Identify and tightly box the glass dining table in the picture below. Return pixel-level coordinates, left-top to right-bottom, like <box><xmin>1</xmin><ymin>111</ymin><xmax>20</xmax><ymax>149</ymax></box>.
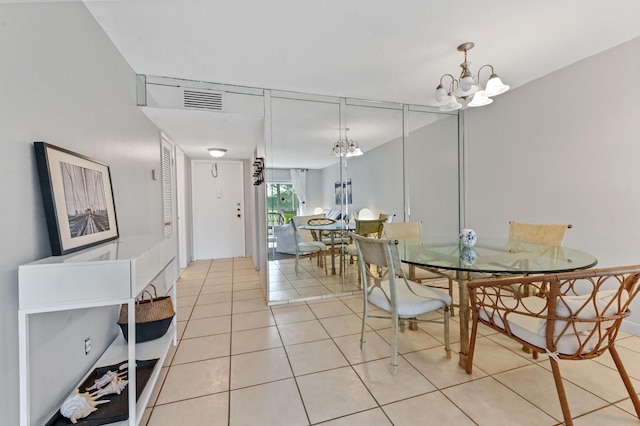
<box><xmin>399</xmin><ymin>238</ymin><xmax>598</xmax><ymax>368</ymax></box>
<box><xmin>299</xmin><ymin>221</ymin><xmax>355</xmax><ymax>275</ymax></box>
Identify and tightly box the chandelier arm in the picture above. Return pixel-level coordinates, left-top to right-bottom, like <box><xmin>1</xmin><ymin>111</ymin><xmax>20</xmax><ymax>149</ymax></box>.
<box><xmin>475</xmin><ymin>64</ymin><xmax>495</xmax><ymax>86</ymax></box>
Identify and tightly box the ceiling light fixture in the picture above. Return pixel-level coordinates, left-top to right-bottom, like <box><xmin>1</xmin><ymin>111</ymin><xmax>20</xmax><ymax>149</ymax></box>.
<box><xmin>208</xmin><ymin>148</ymin><xmax>227</xmax><ymax>158</ymax></box>
<box><xmin>431</xmin><ymin>42</ymin><xmax>510</xmax><ymax>111</ymax></box>
<box><xmin>330</xmin><ymin>128</ymin><xmax>363</xmax><ymax>158</ymax></box>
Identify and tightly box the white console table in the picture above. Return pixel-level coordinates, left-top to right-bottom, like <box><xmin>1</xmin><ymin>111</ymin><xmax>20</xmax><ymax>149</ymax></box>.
<box><xmin>18</xmin><ymin>235</ymin><xmax>178</xmax><ymax>426</ymax></box>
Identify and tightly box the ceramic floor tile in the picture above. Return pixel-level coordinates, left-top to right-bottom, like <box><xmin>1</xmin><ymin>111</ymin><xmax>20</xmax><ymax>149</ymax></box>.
<box><xmin>151</xmin><ymin>258</ymin><xmax>640</xmax><ymax>425</ymax></box>
<box><xmin>175</xmin><ymin>287</ymin><xmax>201</xmax><ymax>297</ymax></box>
<box><xmin>231</xmin><ymin>325</ymin><xmax>282</xmax><ymax>355</ymax></box>
<box><xmin>197</xmin><ymin>292</ymin><xmax>233</xmax><ymax>305</ymax></box>
<box><xmin>299</xmin><ymin>285</ymin><xmax>335</xmax><ymax>297</ymax></box>
<box><xmin>162</xmin><ymin>344</ymin><xmax>177</xmax><ymax>367</ymax></box>
<box><xmin>467</xmin><ymin>335</ymin><xmax>533</xmax><ymax>375</ymax></box>
<box><xmin>539</xmin><ymin>357</ymin><xmax>640</xmax><ymax>403</ymax></box>
<box><xmin>382</xmin><ymin>392</ymin><xmax>476</xmax><ymax>426</ymax></box>
<box><xmin>229</xmin><ymin>378</ymin><xmax>308</xmax><ymax>426</ymax></box>
<box><xmin>285</xmin><ymin>339</ymin><xmax>349</xmax><ymax>376</ymax></box>
<box><xmin>442</xmin><ymin>376</ymin><xmax>556</xmax><ymax>425</ymax></box>
<box><xmin>269</xmin><ymin>289</ymin><xmax>300</xmax><ymax>301</ymax></box>
<box><xmin>271</xmin><ymin>304</ymin><xmax>315</xmax><ymax>324</ymax></box>
<box><xmin>172</xmin><ymin>333</ymin><xmax>230</xmax><ymax>364</ymax></box>
<box><xmin>296</xmin><ymin>367</ymin><xmax>378</xmax><ymax>424</ymax></box>
<box><xmin>593</xmin><ymin>345</ymin><xmax>640</xmax><ymax>380</ymax></box>
<box><xmin>318</xmin><ymin>408</ymin><xmax>392</xmax><ymax>425</ymax></box>
<box><xmin>230</xmin><ymin>347</ymin><xmax>292</xmax><ymax>389</ymax></box>
<box><xmin>182</xmin><ymin>315</ymin><xmax>231</xmax><ymax>339</ymax></box>
<box><xmin>190</xmin><ymin>301</ymin><xmax>232</xmax><ymax>319</ymax></box>
<box><xmin>277</xmin><ymin>319</ymin><xmax>330</xmax><ymax>345</ymax></box>
<box><xmin>199</xmin><ymin>283</ymin><xmax>233</xmax><ymax>294</ymax></box>
<box><xmin>232</xmin><ymin>288</ymin><xmax>264</xmax><ymax>301</ymax></box>
<box><xmin>494</xmin><ymin>363</ymin><xmax>608</xmax><ymax>420</ymax></box>
<box><xmin>176</xmin><ymin>296</ymin><xmax>198</xmax><ymax>308</ymax></box>
<box><xmin>617</xmin><ymin>335</ymin><xmax>640</xmax><ymax>353</ymax></box>
<box><xmin>231</xmin><ymin>309</ymin><xmax>275</xmax><ymax>331</ymax></box>
<box><xmin>333</xmin><ymin>331</ymin><xmax>391</xmax><ymax>365</ymax></box>
<box><xmin>147</xmin><ymin>367</ymin><xmax>168</xmax><ymax>407</ymax></box>
<box><xmin>148</xmin><ymin>393</ymin><xmax>229</xmax><ymax>426</ymax></box>
<box><xmin>376</xmin><ymin>325</ymin><xmax>447</xmax><ymax>354</ymax></box>
<box><xmin>156</xmin><ymin>358</ymin><xmax>230</xmax><ymax>405</ymax></box>
<box><xmin>403</xmin><ymin>346</ymin><xmax>484</xmax><ymax>389</ymax></box>
<box><xmin>320</xmin><ymin>313</ymin><xmax>368</xmax><ymax>338</ymax></box>
<box><xmin>309</xmin><ymin>299</ymin><xmax>353</xmax><ymax>318</ymax></box>
<box><xmin>352</xmin><ymin>357</ymin><xmax>436</xmax><ymax>405</ymax></box>
<box><xmin>231</xmin><ymin>298</ymin><xmax>270</xmax><ymax>314</ymax></box>
<box><xmin>232</xmin><ymin>280</ymin><xmax>261</xmax><ymax>291</ymax></box>
<box><xmin>572</xmin><ymin>404</ymin><xmax>639</xmax><ymax>425</ymax></box>
<box><xmin>176</xmin><ymin>306</ymin><xmax>193</xmax><ymax>322</ymax></box>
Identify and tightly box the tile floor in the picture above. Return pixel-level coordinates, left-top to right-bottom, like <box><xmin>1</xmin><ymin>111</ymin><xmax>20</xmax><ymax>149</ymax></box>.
<box><xmin>142</xmin><ymin>257</ymin><xmax>640</xmax><ymax>425</ymax></box>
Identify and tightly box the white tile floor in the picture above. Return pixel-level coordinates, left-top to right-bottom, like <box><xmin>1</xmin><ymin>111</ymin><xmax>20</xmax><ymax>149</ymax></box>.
<box><xmin>143</xmin><ymin>257</ymin><xmax>640</xmax><ymax>425</ymax></box>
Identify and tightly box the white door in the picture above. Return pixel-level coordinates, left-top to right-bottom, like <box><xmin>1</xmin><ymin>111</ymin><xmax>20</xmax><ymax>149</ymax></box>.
<box><xmin>192</xmin><ymin>160</ymin><xmax>245</xmax><ymax>260</ymax></box>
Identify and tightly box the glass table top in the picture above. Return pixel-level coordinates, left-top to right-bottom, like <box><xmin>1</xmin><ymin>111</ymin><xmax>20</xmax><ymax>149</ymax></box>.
<box><xmin>399</xmin><ymin>239</ymin><xmax>597</xmax><ymax>275</ymax></box>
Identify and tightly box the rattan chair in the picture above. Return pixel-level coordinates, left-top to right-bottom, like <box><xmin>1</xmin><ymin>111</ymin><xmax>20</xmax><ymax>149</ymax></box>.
<box><xmin>508</xmin><ymin>221</ymin><xmax>572</xmax><ymax>245</ymax></box>
<box><xmin>352</xmin><ymin>233</ymin><xmax>451</xmax><ymax>374</ymax></box>
<box><xmin>466</xmin><ymin>265</ymin><xmax>640</xmax><ymax>426</ymax></box>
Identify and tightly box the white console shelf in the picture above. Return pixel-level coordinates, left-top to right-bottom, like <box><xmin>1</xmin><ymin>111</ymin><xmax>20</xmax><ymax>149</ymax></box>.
<box><xmin>18</xmin><ymin>235</ymin><xmax>178</xmax><ymax>426</ymax></box>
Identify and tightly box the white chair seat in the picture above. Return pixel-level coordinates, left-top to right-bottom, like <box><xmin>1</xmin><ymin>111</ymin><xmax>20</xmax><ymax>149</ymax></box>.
<box><xmin>297</xmin><ymin>241</ymin><xmax>327</xmax><ymax>252</ymax></box>
<box><xmin>369</xmin><ymin>280</ymin><xmax>451</xmax><ymax>317</ymax></box>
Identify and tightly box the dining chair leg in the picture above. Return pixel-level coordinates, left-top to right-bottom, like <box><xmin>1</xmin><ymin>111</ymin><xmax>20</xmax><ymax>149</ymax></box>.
<box><xmin>549</xmin><ymin>358</ymin><xmax>573</xmax><ymax>426</ymax></box>
<box><xmin>443</xmin><ymin>306</ymin><xmax>451</xmax><ymax>358</ymax></box>
<box><xmin>609</xmin><ymin>344</ymin><xmax>640</xmax><ymax>418</ymax></box>
<box><xmin>465</xmin><ymin>315</ymin><xmax>480</xmax><ymax>374</ymax></box>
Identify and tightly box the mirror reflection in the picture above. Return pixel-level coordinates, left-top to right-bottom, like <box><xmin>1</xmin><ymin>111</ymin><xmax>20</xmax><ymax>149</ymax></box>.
<box><xmin>265</xmin><ymin>95</ymin><xmax>459</xmax><ymax>304</ymax></box>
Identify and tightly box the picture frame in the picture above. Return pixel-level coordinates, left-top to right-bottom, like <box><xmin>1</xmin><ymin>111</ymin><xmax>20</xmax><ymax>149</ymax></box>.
<box><xmin>34</xmin><ymin>142</ymin><xmax>119</xmax><ymax>255</ymax></box>
<box><xmin>334</xmin><ymin>178</ymin><xmax>352</xmax><ymax>205</ymax></box>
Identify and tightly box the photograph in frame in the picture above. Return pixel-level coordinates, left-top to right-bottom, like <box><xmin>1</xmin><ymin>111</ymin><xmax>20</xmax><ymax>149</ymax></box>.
<box><xmin>34</xmin><ymin>142</ymin><xmax>119</xmax><ymax>255</ymax></box>
<box><xmin>334</xmin><ymin>178</ymin><xmax>352</xmax><ymax>206</ymax></box>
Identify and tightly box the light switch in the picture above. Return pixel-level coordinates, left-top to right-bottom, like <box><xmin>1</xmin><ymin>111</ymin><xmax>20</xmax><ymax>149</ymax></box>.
<box><xmin>217</xmin><ymin>188</ymin><xmax>222</xmax><ymax>199</ymax></box>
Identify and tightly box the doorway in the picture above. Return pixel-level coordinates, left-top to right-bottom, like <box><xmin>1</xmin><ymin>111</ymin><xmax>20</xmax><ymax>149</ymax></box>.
<box><xmin>192</xmin><ymin>160</ymin><xmax>245</xmax><ymax>259</ymax></box>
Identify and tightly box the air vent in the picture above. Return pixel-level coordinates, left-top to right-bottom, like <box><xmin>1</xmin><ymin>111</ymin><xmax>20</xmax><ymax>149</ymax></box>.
<box><xmin>183</xmin><ymin>90</ymin><xmax>224</xmax><ymax>111</ymax></box>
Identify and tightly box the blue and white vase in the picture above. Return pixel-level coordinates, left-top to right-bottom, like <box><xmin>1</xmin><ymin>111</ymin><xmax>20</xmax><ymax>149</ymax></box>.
<box><xmin>459</xmin><ymin>228</ymin><xmax>477</xmax><ymax>248</ymax></box>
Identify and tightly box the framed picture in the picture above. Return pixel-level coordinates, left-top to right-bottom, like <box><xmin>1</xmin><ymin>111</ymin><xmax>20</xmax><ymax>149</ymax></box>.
<box><xmin>34</xmin><ymin>142</ymin><xmax>119</xmax><ymax>255</ymax></box>
<box><xmin>334</xmin><ymin>178</ymin><xmax>352</xmax><ymax>205</ymax></box>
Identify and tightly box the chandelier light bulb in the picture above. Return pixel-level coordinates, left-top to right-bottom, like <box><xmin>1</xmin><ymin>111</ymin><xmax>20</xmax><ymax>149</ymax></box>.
<box><xmin>460</xmin><ymin>75</ymin><xmax>474</xmax><ymax>91</ymax></box>
<box><xmin>485</xmin><ymin>74</ymin><xmax>510</xmax><ymax>96</ymax></box>
<box><xmin>435</xmin><ymin>84</ymin><xmax>447</xmax><ymax>102</ymax></box>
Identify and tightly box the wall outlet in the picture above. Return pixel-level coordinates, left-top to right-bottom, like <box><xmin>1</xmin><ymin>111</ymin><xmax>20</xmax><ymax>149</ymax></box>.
<box><xmin>84</xmin><ymin>337</ymin><xmax>92</xmax><ymax>355</ymax></box>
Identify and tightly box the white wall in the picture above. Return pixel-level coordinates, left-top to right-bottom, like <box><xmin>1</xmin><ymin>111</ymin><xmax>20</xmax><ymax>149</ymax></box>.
<box><xmin>0</xmin><ymin>3</ymin><xmax>165</xmax><ymax>424</ymax></box>
<box><xmin>465</xmin><ymin>36</ymin><xmax>640</xmax><ymax>332</ymax></box>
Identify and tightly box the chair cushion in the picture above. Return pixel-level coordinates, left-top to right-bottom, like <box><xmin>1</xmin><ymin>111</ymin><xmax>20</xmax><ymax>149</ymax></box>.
<box><xmin>297</xmin><ymin>241</ymin><xmax>327</xmax><ymax>253</ymax></box>
<box><xmin>369</xmin><ymin>279</ymin><xmax>451</xmax><ymax>317</ymax></box>
<box><xmin>478</xmin><ymin>289</ymin><xmax>628</xmax><ymax>355</ymax></box>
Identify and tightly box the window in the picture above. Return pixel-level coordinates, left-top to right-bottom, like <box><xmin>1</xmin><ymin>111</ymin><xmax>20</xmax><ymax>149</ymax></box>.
<box><xmin>267</xmin><ymin>183</ymin><xmax>298</xmax><ymax>223</ymax></box>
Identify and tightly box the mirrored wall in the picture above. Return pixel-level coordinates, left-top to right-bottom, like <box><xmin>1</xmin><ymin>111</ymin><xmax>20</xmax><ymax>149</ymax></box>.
<box><xmin>264</xmin><ymin>91</ymin><xmax>460</xmax><ymax>303</ymax></box>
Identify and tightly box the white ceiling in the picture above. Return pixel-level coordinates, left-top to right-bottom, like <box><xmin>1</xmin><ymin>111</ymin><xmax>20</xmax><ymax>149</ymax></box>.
<box><xmin>79</xmin><ymin>0</ymin><xmax>640</xmax><ymax>165</ymax></box>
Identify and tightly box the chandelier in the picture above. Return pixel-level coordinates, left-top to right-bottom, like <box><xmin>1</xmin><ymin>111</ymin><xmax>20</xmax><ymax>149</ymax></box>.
<box><xmin>431</xmin><ymin>42</ymin><xmax>509</xmax><ymax>112</ymax></box>
<box><xmin>330</xmin><ymin>128</ymin><xmax>363</xmax><ymax>157</ymax></box>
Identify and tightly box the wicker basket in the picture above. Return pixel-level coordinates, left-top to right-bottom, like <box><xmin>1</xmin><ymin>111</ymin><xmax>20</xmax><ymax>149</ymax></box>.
<box><xmin>117</xmin><ymin>286</ymin><xmax>175</xmax><ymax>343</ymax></box>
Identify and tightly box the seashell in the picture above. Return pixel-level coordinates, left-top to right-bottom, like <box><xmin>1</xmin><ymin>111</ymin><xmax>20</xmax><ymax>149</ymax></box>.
<box><xmin>95</xmin><ymin>376</ymin><xmax>129</xmax><ymax>398</ymax></box>
<box><xmin>86</xmin><ymin>370</ymin><xmax>127</xmax><ymax>391</ymax></box>
<box><xmin>60</xmin><ymin>389</ymin><xmax>109</xmax><ymax>424</ymax></box>
<box><xmin>86</xmin><ymin>370</ymin><xmax>115</xmax><ymax>391</ymax></box>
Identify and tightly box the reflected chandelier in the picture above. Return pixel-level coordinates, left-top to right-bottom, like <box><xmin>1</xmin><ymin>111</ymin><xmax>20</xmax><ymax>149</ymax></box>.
<box><xmin>330</xmin><ymin>128</ymin><xmax>363</xmax><ymax>157</ymax></box>
<box><xmin>431</xmin><ymin>42</ymin><xmax>509</xmax><ymax>112</ymax></box>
